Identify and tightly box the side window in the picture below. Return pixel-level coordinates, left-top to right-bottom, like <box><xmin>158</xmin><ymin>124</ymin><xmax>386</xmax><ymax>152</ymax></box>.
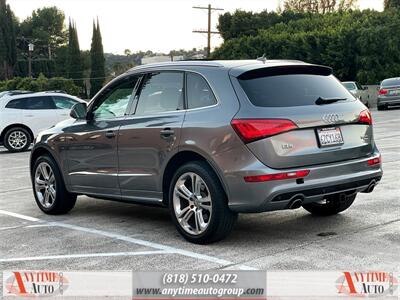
<box><xmin>6</xmin><ymin>96</ymin><xmax>56</xmax><ymax>110</ymax></box>
<box><xmin>186</xmin><ymin>73</ymin><xmax>217</xmax><ymax>109</ymax></box>
<box><xmin>53</xmin><ymin>96</ymin><xmax>78</xmax><ymax>109</ymax></box>
<box><xmin>134</xmin><ymin>72</ymin><xmax>184</xmax><ymax>115</ymax></box>
<box><xmin>92</xmin><ymin>76</ymin><xmax>139</xmax><ymax>119</ymax></box>
<box><xmin>5</xmin><ymin>98</ymin><xmax>26</xmax><ymax>109</ymax></box>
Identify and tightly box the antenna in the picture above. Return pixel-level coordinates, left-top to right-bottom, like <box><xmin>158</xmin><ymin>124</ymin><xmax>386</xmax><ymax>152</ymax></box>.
<box><xmin>256</xmin><ymin>54</ymin><xmax>267</xmax><ymax>64</ymax></box>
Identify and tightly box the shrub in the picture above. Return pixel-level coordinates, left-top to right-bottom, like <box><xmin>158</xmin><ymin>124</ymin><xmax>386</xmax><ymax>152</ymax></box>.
<box><xmin>0</xmin><ymin>74</ymin><xmax>81</xmax><ymax>96</ymax></box>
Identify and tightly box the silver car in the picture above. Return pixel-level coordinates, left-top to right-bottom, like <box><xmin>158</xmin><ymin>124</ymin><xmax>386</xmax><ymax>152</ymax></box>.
<box><xmin>377</xmin><ymin>77</ymin><xmax>400</xmax><ymax>110</ymax></box>
<box><xmin>30</xmin><ymin>60</ymin><xmax>382</xmax><ymax>244</ymax></box>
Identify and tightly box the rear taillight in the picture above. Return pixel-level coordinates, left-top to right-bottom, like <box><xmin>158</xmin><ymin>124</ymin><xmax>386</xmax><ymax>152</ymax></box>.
<box><xmin>244</xmin><ymin>170</ymin><xmax>310</xmax><ymax>183</ymax></box>
<box><xmin>358</xmin><ymin>109</ymin><xmax>372</xmax><ymax>125</ymax></box>
<box><xmin>367</xmin><ymin>155</ymin><xmax>381</xmax><ymax>166</ymax></box>
<box><xmin>378</xmin><ymin>89</ymin><xmax>388</xmax><ymax>95</ymax></box>
<box><xmin>231</xmin><ymin>119</ymin><xmax>298</xmax><ymax>143</ymax></box>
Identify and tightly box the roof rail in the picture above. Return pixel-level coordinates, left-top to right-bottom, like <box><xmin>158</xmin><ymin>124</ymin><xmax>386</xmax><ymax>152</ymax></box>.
<box><xmin>43</xmin><ymin>90</ymin><xmax>67</xmax><ymax>94</ymax></box>
<box><xmin>8</xmin><ymin>90</ymin><xmax>33</xmax><ymax>96</ymax></box>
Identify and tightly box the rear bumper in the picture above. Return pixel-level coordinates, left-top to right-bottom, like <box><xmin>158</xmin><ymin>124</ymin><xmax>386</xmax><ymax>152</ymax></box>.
<box><xmin>377</xmin><ymin>96</ymin><xmax>400</xmax><ymax>106</ymax></box>
<box><xmin>217</xmin><ymin>146</ymin><xmax>382</xmax><ymax>213</ymax></box>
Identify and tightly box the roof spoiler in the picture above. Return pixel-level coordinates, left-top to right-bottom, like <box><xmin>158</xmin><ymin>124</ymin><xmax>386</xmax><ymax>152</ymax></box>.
<box><xmin>238</xmin><ymin>64</ymin><xmax>333</xmax><ymax>80</ymax></box>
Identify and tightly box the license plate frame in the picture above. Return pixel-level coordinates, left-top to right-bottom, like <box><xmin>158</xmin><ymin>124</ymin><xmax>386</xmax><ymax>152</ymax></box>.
<box><xmin>316</xmin><ymin>127</ymin><xmax>344</xmax><ymax>148</ymax></box>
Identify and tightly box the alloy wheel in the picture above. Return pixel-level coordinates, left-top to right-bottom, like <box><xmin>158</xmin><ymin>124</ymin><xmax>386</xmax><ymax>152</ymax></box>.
<box><xmin>173</xmin><ymin>172</ymin><xmax>212</xmax><ymax>235</ymax></box>
<box><xmin>34</xmin><ymin>162</ymin><xmax>56</xmax><ymax>209</ymax></box>
<box><xmin>8</xmin><ymin>130</ymin><xmax>28</xmax><ymax>150</ymax></box>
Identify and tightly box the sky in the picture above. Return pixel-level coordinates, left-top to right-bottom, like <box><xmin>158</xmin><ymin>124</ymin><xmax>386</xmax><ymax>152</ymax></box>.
<box><xmin>8</xmin><ymin>0</ymin><xmax>384</xmax><ymax>55</ymax></box>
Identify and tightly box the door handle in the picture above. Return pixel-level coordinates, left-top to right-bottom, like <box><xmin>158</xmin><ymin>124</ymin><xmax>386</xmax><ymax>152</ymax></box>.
<box><xmin>160</xmin><ymin>128</ymin><xmax>174</xmax><ymax>138</ymax></box>
<box><xmin>105</xmin><ymin>130</ymin><xmax>116</xmax><ymax>138</ymax></box>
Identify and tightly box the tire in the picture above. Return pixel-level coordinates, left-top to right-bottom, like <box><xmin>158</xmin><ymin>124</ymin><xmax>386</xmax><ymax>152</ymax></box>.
<box><xmin>4</xmin><ymin>127</ymin><xmax>31</xmax><ymax>152</ymax></box>
<box><xmin>377</xmin><ymin>105</ymin><xmax>386</xmax><ymax>111</ymax></box>
<box><xmin>302</xmin><ymin>193</ymin><xmax>357</xmax><ymax>216</ymax></box>
<box><xmin>169</xmin><ymin>161</ymin><xmax>237</xmax><ymax>244</ymax></box>
<box><xmin>32</xmin><ymin>155</ymin><xmax>77</xmax><ymax>215</ymax></box>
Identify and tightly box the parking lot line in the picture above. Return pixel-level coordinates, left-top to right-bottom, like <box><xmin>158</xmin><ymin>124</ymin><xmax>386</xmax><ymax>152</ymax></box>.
<box><xmin>0</xmin><ymin>209</ymin><xmax>257</xmax><ymax>270</ymax></box>
<box><xmin>0</xmin><ymin>250</ymin><xmax>168</xmax><ymax>262</ymax></box>
<box><xmin>0</xmin><ymin>209</ymin><xmax>41</xmax><ymax>222</ymax></box>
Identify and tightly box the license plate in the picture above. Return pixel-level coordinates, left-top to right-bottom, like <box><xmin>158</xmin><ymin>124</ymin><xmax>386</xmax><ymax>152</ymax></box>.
<box><xmin>317</xmin><ymin>127</ymin><xmax>344</xmax><ymax>148</ymax></box>
<box><xmin>388</xmin><ymin>90</ymin><xmax>398</xmax><ymax>96</ymax></box>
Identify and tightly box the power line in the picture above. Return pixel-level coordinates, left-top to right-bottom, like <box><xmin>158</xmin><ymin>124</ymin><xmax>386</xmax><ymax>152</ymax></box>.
<box><xmin>192</xmin><ymin>4</ymin><xmax>224</xmax><ymax>58</ymax></box>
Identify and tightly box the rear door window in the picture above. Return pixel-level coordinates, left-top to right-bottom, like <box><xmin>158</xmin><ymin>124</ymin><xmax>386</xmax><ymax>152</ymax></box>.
<box><xmin>134</xmin><ymin>72</ymin><xmax>184</xmax><ymax>115</ymax></box>
<box><xmin>238</xmin><ymin>74</ymin><xmax>353</xmax><ymax>107</ymax></box>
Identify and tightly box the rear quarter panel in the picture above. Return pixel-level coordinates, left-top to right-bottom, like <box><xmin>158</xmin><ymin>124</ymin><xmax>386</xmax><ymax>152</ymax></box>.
<box><xmin>0</xmin><ymin>108</ymin><xmax>22</xmax><ymax>134</ymax></box>
<box><xmin>179</xmin><ymin>67</ymin><xmax>243</xmax><ymax>196</ymax></box>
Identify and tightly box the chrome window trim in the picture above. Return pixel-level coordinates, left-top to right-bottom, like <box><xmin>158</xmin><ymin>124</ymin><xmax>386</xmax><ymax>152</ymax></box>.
<box><xmin>125</xmin><ymin>69</ymin><xmax>220</xmax><ymax>118</ymax></box>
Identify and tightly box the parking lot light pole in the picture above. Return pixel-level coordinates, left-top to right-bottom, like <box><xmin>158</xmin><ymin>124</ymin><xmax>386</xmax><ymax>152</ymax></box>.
<box><xmin>28</xmin><ymin>43</ymin><xmax>34</xmax><ymax>78</ymax></box>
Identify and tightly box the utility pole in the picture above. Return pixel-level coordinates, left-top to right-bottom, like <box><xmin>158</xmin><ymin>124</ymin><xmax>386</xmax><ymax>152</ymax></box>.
<box><xmin>192</xmin><ymin>4</ymin><xmax>223</xmax><ymax>58</ymax></box>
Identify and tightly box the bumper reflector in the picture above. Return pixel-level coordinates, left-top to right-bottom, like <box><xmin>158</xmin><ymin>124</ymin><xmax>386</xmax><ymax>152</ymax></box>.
<box><xmin>244</xmin><ymin>170</ymin><xmax>310</xmax><ymax>183</ymax></box>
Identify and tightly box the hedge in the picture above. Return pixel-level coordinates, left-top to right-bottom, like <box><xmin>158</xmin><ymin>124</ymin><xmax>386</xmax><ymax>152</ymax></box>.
<box><xmin>0</xmin><ymin>73</ymin><xmax>81</xmax><ymax>96</ymax></box>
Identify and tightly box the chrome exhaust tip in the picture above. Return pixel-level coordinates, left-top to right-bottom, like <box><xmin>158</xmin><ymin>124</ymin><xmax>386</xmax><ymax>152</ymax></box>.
<box><xmin>288</xmin><ymin>196</ymin><xmax>304</xmax><ymax>209</ymax></box>
<box><xmin>362</xmin><ymin>180</ymin><xmax>376</xmax><ymax>193</ymax></box>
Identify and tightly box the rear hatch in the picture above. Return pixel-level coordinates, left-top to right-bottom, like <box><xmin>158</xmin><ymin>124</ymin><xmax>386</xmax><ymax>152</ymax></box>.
<box><xmin>230</xmin><ymin>64</ymin><xmax>374</xmax><ymax>169</ymax></box>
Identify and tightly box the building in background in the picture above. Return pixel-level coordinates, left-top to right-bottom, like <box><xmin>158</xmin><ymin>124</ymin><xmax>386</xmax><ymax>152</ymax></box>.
<box><xmin>141</xmin><ymin>55</ymin><xmax>184</xmax><ymax>65</ymax></box>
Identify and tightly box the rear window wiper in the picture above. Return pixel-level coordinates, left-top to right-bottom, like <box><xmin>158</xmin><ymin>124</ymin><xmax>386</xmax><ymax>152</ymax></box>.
<box><xmin>315</xmin><ymin>97</ymin><xmax>347</xmax><ymax>105</ymax></box>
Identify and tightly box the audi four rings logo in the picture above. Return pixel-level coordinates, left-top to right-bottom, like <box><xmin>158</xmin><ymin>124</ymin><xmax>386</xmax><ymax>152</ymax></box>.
<box><xmin>322</xmin><ymin>113</ymin><xmax>340</xmax><ymax>124</ymax></box>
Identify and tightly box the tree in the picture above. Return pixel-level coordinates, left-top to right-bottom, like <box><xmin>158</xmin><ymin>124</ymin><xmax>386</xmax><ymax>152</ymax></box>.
<box><xmin>18</xmin><ymin>7</ymin><xmax>67</xmax><ymax>59</ymax></box>
<box><xmin>0</xmin><ymin>0</ymin><xmax>16</xmax><ymax>80</ymax></box>
<box><xmin>90</xmin><ymin>19</ymin><xmax>105</xmax><ymax>97</ymax></box>
<box><xmin>384</xmin><ymin>0</ymin><xmax>400</xmax><ymax>9</ymax></box>
<box><xmin>213</xmin><ymin>9</ymin><xmax>400</xmax><ymax>85</ymax></box>
<box><xmin>67</xmin><ymin>19</ymin><xmax>83</xmax><ymax>90</ymax></box>
<box><xmin>282</xmin><ymin>0</ymin><xmax>358</xmax><ymax>13</ymax></box>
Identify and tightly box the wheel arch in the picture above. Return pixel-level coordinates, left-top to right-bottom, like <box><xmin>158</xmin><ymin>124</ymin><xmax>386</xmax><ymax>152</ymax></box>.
<box><xmin>30</xmin><ymin>145</ymin><xmax>70</xmax><ymax>190</ymax></box>
<box><xmin>162</xmin><ymin>150</ymin><xmax>229</xmax><ymax>205</ymax></box>
<box><xmin>1</xmin><ymin>123</ymin><xmax>34</xmax><ymax>143</ymax></box>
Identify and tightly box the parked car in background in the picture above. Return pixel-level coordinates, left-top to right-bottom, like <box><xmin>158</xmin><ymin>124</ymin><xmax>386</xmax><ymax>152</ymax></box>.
<box><xmin>30</xmin><ymin>60</ymin><xmax>382</xmax><ymax>244</ymax></box>
<box><xmin>342</xmin><ymin>81</ymin><xmax>370</xmax><ymax>107</ymax></box>
<box><xmin>0</xmin><ymin>91</ymin><xmax>84</xmax><ymax>152</ymax></box>
<box><xmin>377</xmin><ymin>77</ymin><xmax>400</xmax><ymax>111</ymax></box>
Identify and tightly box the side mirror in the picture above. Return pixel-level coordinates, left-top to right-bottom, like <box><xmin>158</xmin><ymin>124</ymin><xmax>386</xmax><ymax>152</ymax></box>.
<box><xmin>70</xmin><ymin>102</ymin><xmax>87</xmax><ymax>119</ymax></box>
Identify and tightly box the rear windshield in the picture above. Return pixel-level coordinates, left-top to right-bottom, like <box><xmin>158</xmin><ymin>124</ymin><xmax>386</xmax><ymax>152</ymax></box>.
<box><xmin>239</xmin><ymin>74</ymin><xmax>353</xmax><ymax>107</ymax></box>
<box><xmin>381</xmin><ymin>78</ymin><xmax>400</xmax><ymax>87</ymax></box>
<box><xmin>343</xmin><ymin>82</ymin><xmax>356</xmax><ymax>90</ymax></box>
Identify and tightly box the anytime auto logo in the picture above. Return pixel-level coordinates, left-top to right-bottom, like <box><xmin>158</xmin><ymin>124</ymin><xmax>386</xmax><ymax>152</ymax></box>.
<box><xmin>5</xmin><ymin>271</ymin><xmax>69</xmax><ymax>297</ymax></box>
<box><xmin>336</xmin><ymin>271</ymin><xmax>398</xmax><ymax>297</ymax></box>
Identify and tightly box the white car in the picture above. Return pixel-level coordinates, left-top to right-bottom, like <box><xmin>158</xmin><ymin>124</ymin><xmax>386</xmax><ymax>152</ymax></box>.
<box><xmin>0</xmin><ymin>91</ymin><xmax>84</xmax><ymax>152</ymax></box>
<box><xmin>342</xmin><ymin>81</ymin><xmax>370</xmax><ymax>107</ymax></box>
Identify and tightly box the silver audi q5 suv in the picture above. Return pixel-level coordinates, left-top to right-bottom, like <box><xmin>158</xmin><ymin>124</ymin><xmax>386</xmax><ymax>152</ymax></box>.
<box><xmin>30</xmin><ymin>60</ymin><xmax>382</xmax><ymax>243</ymax></box>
